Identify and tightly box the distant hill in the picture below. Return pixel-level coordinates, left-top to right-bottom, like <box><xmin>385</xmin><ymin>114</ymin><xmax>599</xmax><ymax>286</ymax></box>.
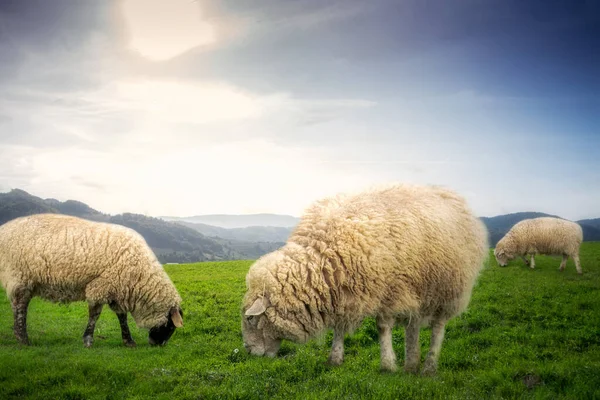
<box><xmin>0</xmin><ymin>189</ymin><xmax>58</xmax><ymax>225</ymax></box>
<box><xmin>0</xmin><ymin>189</ymin><xmax>110</xmax><ymax>226</ymax></box>
<box><xmin>2</xmin><ymin>188</ymin><xmax>598</xmax><ymax>258</ymax></box>
<box><xmin>578</xmin><ymin>218</ymin><xmax>600</xmax><ymax>230</ymax></box>
<box><xmin>175</xmin><ymin>220</ymin><xmax>294</xmax><ymax>243</ymax></box>
<box><xmin>577</xmin><ymin>219</ymin><xmax>600</xmax><ymax>242</ymax></box>
<box><xmin>481</xmin><ymin>212</ymin><xmax>600</xmax><ymax>246</ymax></box>
<box><xmin>162</xmin><ymin>213</ymin><xmax>300</xmax><ymax>229</ymax></box>
<box><xmin>0</xmin><ymin>189</ymin><xmax>284</xmax><ymax>263</ymax></box>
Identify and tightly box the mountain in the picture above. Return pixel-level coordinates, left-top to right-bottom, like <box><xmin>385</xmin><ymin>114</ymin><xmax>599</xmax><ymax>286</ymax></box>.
<box><xmin>0</xmin><ymin>189</ymin><xmax>58</xmax><ymax>225</ymax></box>
<box><xmin>0</xmin><ymin>189</ymin><xmax>283</xmax><ymax>263</ymax></box>
<box><xmin>2</xmin><ymin>188</ymin><xmax>597</xmax><ymax>260</ymax></box>
<box><xmin>174</xmin><ymin>220</ymin><xmax>294</xmax><ymax>243</ymax></box>
<box><xmin>108</xmin><ymin>213</ymin><xmax>229</xmax><ymax>263</ymax></box>
<box><xmin>578</xmin><ymin>218</ymin><xmax>600</xmax><ymax>230</ymax></box>
<box><xmin>0</xmin><ymin>189</ymin><xmax>110</xmax><ymax>225</ymax></box>
<box><xmin>162</xmin><ymin>213</ymin><xmax>300</xmax><ymax>229</ymax></box>
<box><xmin>577</xmin><ymin>219</ymin><xmax>600</xmax><ymax>242</ymax></box>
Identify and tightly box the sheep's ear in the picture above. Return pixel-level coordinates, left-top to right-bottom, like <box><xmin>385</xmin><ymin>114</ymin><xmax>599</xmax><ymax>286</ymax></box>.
<box><xmin>245</xmin><ymin>297</ymin><xmax>270</xmax><ymax>316</ymax></box>
<box><xmin>170</xmin><ymin>307</ymin><xmax>184</xmax><ymax>328</ymax></box>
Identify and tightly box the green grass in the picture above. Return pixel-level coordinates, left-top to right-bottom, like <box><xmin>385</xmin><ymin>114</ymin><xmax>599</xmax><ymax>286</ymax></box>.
<box><xmin>1</xmin><ymin>244</ymin><xmax>600</xmax><ymax>399</ymax></box>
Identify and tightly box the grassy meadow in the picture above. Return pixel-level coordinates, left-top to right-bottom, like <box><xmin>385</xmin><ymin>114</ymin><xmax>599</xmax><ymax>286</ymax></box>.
<box><xmin>1</xmin><ymin>244</ymin><xmax>599</xmax><ymax>399</ymax></box>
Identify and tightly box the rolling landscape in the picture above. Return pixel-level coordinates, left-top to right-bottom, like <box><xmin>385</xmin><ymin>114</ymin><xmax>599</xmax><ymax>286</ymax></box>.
<box><xmin>1</xmin><ymin>0</ymin><xmax>598</xmax><ymax>399</ymax></box>
<box><xmin>1</xmin><ymin>188</ymin><xmax>599</xmax><ymax>265</ymax></box>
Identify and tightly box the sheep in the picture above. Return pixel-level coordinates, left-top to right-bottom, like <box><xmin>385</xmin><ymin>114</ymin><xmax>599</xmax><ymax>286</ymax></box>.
<box><xmin>241</xmin><ymin>184</ymin><xmax>488</xmax><ymax>376</ymax></box>
<box><xmin>494</xmin><ymin>217</ymin><xmax>583</xmax><ymax>274</ymax></box>
<box><xmin>0</xmin><ymin>213</ymin><xmax>184</xmax><ymax>347</ymax></box>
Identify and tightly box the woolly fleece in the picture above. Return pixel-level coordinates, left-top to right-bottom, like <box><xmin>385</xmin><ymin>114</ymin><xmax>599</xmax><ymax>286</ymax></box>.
<box><xmin>242</xmin><ymin>184</ymin><xmax>488</xmax><ymax>371</ymax></box>
<box><xmin>0</xmin><ymin>214</ymin><xmax>182</xmax><ymax>328</ymax></box>
<box><xmin>494</xmin><ymin>217</ymin><xmax>583</xmax><ymax>273</ymax></box>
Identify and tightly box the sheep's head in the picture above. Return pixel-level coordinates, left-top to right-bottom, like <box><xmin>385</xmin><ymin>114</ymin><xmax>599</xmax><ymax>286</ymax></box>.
<box><xmin>493</xmin><ymin>247</ymin><xmax>513</xmax><ymax>267</ymax></box>
<box><xmin>148</xmin><ymin>307</ymin><xmax>183</xmax><ymax>346</ymax></box>
<box><xmin>242</xmin><ymin>295</ymin><xmax>282</xmax><ymax>357</ymax></box>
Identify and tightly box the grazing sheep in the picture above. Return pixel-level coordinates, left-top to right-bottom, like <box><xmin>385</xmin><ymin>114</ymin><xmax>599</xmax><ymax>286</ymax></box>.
<box><xmin>241</xmin><ymin>184</ymin><xmax>488</xmax><ymax>375</ymax></box>
<box><xmin>0</xmin><ymin>214</ymin><xmax>184</xmax><ymax>347</ymax></box>
<box><xmin>494</xmin><ymin>217</ymin><xmax>583</xmax><ymax>274</ymax></box>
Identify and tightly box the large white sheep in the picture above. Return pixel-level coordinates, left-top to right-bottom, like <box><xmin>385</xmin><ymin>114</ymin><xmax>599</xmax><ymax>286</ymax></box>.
<box><xmin>494</xmin><ymin>217</ymin><xmax>583</xmax><ymax>274</ymax></box>
<box><xmin>241</xmin><ymin>184</ymin><xmax>488</xmax><ymax>375</ymax></box>
<box><xmin>0</xmin><ymin>214</ymin><xmax>184</xmax><ymax>347</ymax></box>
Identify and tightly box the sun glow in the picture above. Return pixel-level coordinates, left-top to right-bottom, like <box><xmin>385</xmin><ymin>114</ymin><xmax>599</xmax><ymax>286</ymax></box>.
<box><xmin>122</xmin><ymin>0</ymin><xmax>216</xmax><ymax>61</ymax></box>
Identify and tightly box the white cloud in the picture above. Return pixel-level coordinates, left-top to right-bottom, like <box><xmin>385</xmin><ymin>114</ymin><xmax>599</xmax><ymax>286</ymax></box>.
<box><xmin>112</xmin><ymin>80</ymin><xmax>269</xmax><ymax>124</ymax></box>
<box><xmin>2</xmin><ymin>139</ymin><xmax>379</xmax><ymax>217</ymax></box>
<box><xmin>121</xmin><ymin>0</ymin><xmax>216</xmax><ymax>61</ymax></box>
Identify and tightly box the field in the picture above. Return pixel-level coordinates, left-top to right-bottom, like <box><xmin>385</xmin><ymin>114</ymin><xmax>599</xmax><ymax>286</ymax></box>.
<box><xmin>1</xmin><ymin>244</ymin><xmax>599</xmax><ymax>399</ymax></box>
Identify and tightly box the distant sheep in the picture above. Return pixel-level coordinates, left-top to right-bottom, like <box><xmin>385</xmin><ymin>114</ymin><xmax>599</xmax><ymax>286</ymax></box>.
<box><xmin>0</xmin><ymin>214</ymin><xmax>184</xmax><ymax>347</ymax></box>
<box><xmin>241</xmin><ymin>184</ymin><xmax>488</xmax><ymax>375</ymax></box>
<box><xmin>494</xmin><ymin>217</ymin><xmax>583</xmax><ymax>274</ymax></box>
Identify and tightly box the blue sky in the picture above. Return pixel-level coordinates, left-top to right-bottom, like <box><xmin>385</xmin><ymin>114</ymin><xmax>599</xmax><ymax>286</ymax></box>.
<box><xmin>0</xmin><ymin>0</ymin><xmax>598</xmax><ymax>219</ymax></box>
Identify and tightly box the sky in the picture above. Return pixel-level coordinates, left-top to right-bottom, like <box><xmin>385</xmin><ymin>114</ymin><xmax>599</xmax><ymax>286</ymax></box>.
<box><xmin>0</xmin><ymin>0</ymin><xmax>598</xmax><ymax>219</ymax></box>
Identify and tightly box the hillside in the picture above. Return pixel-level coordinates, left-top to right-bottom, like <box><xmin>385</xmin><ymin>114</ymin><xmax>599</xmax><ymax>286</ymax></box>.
<box><xmin>162</xmin><ymin>213</ymin><xmax>300</xmax><ymax>229</ymax></box>
<box><xmin>2</xmin><ymin>189</ymin><xmax>598</xmax><ymax>260</ymax></box>
<box><xmin>175</xmin><ymin>220</ymin><xmax>293</xmax><ymax>243</ymax></box>
<box><xmin>0</xmin><ymin>189</ymin><xmax>282</xmax><ymax>263</ymax></box>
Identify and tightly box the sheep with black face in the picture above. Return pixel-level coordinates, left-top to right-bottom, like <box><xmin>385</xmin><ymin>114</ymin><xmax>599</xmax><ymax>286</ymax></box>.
<box><xmin>0</xmin><ymin>214</ymin><xmax>183</xmax><ymax>347</ymax></box>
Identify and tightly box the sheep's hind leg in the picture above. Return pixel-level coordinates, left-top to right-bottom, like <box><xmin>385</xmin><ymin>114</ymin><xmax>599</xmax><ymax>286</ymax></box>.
<box><xmin>421</xmin><ymin>319</ymin><xmax>447</xmax><ymax>376</ymax></box>
<box><xmin>573</xmin><ymin>254</ymin><xmax>582</xmax><ymax>275</ymax></box>
<box><xmin>116</xmin><ymin>313</ymin><xmax>136</xmax><ymax>347</ymax></box>
<box><xmin>377</xmin><ymin>315</ymin><xmax>397</xmax><ymax>372</ymax></box>
<box><xmin>404</xmin><ymin>316</ymin><xmax>421</xmax><ymax>374</ymax></box>
<box><xmin>83</xmin><ymin>303</ymin><xmax>103</xmax><ymax>348</ymax></box>
<box><xmin>327</xmin><ymin>328</ymin><xmax>345</xmax><ymax>366</ymax></box>
<box><xmin>559</xmin><ymin>254</ymin><xmax>568</xmax><ymax>272</ymax></box>
<box><xmin>11</xmin><ymin>286</ymin><xmax>33</xmax><ymax>345</ymax></box>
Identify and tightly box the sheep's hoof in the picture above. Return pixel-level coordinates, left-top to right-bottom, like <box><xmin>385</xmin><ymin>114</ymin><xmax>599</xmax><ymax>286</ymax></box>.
<box><xmin>83</xmin><ymin>337</ymin><xmax>93</xmax><ymax>348</ymax></box>
<box><xmin>326</xmin><ymin>355</ymin><xmax>343</xmax><ymax>366</ymax></box>
<box><xmin>403</xmin><ymin>364</ymin><xmax>419</xmax><ymax>375</ymax></box>
<box><xmin>123</xmin><ymin>340</ymin><xmax>137</xmax><ymax>348</ymax></box>
<box><xmin>380</xmin><ymin>363</ymin><xmax>398</xmax><ymax>373</ymax></box>
<box><xmin>577</xmin><ymin>271</ymin><xmax>583</xmax><ymax>275</ymax></box>
<box><xmin>421</xmin><ymin>363</ymin><xmax>437</xmax><ymax>377</ymax></box>
<box><xmin>17</xmin><ymin>338</ymin><xmax>31</xmax><ymax>346</ymax></box>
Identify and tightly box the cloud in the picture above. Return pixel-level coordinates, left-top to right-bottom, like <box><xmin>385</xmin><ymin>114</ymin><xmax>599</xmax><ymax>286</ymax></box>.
<box><xmin>121</xmin><ymin>0</ymin><xmax>217</xmax><ymax>61</ymax></box>
<box><xmin>0</xmin><ymin>77</ymin><xmax>375</xmax><ymax>151</ymax></box>
<box><xmin>1</xmin><ymin>139</ymin><xmax>380</xmax><ymax>216</ymax></box>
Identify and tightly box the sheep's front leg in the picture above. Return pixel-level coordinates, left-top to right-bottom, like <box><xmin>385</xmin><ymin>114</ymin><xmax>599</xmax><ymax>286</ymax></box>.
<box><xmin>421</xmin><ymin>319</ymin><xmax>447</xmax><ymax>376</ymax></box>
<box><xmin>529</xmin><ymin>254</ymin><xmax>536</xmax><ymax>269</ymax></box>
<box><xmin>11</xmin><ymin>286</ymin><xmax>33</xmax><ymax>345</ymax></box>
<box><xmin>559</xmin><ymin>254</ymin><xmax>568</xmax><ymax>272</ymax></box>
<box><xmin>404</xmin><ymin>316</ymin><xmax>421</xmax><ymax>374</ymax></box>
<box><xmin>116</xmin><ymin>313</ymin><xmax>136</xmax><ymax>347</ymax></box>
<box><xmin>521</xmin><ymin>255</ymin><xmax>530</xmax><ymax>266</ymax></box>
<box><xmin>327</xmin><ymin>328</ymin><xmax>345</xmax><ymax>366</ymax></box>
<box><xmin>377</xmin><ymin>315</ymin><xmax>397</xmax><ymax>372</ymax></box>
<box><xmin>573</xmin><ymin>254</ymin><xmax>582</xmax><ymax>275</ymax></box>
<box><xmin>83</xmin><ymin>303</ymin><xmax>103</xmax><ymax>348</ymax></box>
